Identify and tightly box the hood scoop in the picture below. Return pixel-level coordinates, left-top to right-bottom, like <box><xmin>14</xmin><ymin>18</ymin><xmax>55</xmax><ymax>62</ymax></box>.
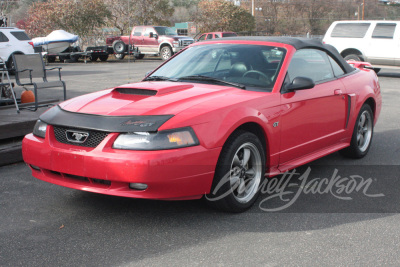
<box><xmin>115</xmin><ymin>83</ymin><xmax>194</xmax><ymax>96</ymax></box>
<box><xmin>115</xmin><ymin>88</ymin><xmax>157</xmax><ymax>96</ymax></box>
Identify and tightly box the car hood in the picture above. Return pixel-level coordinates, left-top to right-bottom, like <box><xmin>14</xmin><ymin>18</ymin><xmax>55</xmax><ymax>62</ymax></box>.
<box><xmin>60</xmin><ymin>81</ymin><xmax>247</xmax><ymax>116</ymax></box>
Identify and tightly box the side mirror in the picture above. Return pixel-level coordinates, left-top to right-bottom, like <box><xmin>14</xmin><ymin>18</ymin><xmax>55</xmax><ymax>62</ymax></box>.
<box><xmin>285</xmin><ymin>77</ymin><xmax>315</xmax><ymax>91</ymax></box>
<box><xmin>149</xmin><ymin>32</ymin><xmax>158</xmax><ymax>39</ymax></box>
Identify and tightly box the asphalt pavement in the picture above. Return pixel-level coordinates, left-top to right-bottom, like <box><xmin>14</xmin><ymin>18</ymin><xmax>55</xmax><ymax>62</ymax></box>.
<box><xmin>1</xmin><ymin>58</ymin><xmax>399</xmax><ymax>266</ymax></box>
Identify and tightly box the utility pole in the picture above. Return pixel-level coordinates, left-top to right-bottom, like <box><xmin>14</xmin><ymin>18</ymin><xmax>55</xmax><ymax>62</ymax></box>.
<box><xmin>362</xmin><ymin>0</ymin><xmax>365</xmax><ymax>20</ymax></box>
<box><xmin>252</xmin><ymin>0</ymin><xmax>255</xmax><ymax>16</ymax></box>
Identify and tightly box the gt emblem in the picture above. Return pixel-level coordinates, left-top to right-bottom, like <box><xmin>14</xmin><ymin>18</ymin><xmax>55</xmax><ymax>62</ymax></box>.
<box><xmin>273</xmin><ymin>122</ymin><xmax>279</xmax><ymax>127</ymax></box>
<box><xmin>66</xmin><ymin>130</ymin><xmax>89</xmax><ymax>143</ymax></box>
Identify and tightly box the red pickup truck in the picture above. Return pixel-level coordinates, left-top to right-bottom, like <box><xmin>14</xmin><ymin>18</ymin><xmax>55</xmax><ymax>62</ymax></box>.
<box><xmin>106</xmin><ymin>26</ymin><xmax>194</xmax><ymax>60</ymax></box>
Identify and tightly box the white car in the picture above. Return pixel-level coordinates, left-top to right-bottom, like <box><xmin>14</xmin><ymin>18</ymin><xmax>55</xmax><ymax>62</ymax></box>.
<box><xmin>323</xmin><ymin>20</ymin><xmax>400</xmax><ymax>71</ymax></box>
<box><xmin>0</xmin><ymin>27</ymin><xmax>35</xmax><ymax>69</ymax></box>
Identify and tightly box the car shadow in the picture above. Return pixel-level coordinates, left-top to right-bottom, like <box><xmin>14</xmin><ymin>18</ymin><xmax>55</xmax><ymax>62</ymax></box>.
<box><xmin>1</xmin><ymin>130</ymin><xmax>398</xmax><ymax>266</ymax></box>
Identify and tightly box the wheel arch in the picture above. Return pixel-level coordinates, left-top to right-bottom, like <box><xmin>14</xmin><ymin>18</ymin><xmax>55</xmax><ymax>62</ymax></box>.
<box><xmin>7</xmin><ymin>51</ymin><xmax>24</xmax><ymax>62</ymax></box>
<box><xmin>364</xmin><ymin>97</ymin><xmax>376</xmax><ymax>117</ymax></box>
<box><xmin>341</xmin><ymin>48</ymin><xmax>364</xmax><ymax>60</ymax></box>
<box><xmin>218</xmin><ymin>120</ymin><xmax>272</xmax><ymax>171</ymax></box>
<box><xmin>159</xmin><ymin>42</ymin><xmax>172</xmax><ymax>52</ymax></box>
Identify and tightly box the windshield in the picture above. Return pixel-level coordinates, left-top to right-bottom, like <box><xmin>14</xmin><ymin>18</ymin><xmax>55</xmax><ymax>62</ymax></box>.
<box><xmin>148</xmin><ymin>44</ymin><xmax>286</xmax><ymax>91</ymax></box>
<box><xmin>154</xmin><ymin>26</ymin><xmax>178</xmax><ymax>36</ymax></box>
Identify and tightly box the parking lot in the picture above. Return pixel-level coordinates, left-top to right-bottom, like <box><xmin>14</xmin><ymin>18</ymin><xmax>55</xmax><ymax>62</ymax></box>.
<box><xmin>1</xmin><ymin>58</ymin><xmax>400</xmax><ymax>266</ymax></box>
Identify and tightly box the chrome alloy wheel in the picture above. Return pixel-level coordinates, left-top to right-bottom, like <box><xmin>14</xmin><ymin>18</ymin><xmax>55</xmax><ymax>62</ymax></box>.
<box><xmin>357</xmin><ymin>110</ymin><xmax>373</xmax><ymax>153</ymax></box>
<box><xmin>161</xmin><ymin>47</ymin><xmax>172</xmax><ymax>60</ymax></box>
<box><xmin>229</xmin><ymin>142</ymin><xmax>263</xmax><ymax>203</ymax></box>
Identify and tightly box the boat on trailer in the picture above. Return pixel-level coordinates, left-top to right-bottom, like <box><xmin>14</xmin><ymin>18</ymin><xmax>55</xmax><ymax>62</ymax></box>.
<box><xmin>32</xmin><ymin>30</ymin><xmax>79</xmax><ymax>54</ymax></box>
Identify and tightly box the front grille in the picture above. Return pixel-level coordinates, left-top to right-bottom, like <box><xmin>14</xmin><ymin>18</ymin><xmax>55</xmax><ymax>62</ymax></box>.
<box><xmin>53</xmin><ymin>126</ymin><xmax>109</xmax><ymax>148</ymax></box>
<box><xmin>181</xmin><ymin>40</ymin><xmax>194</xmax><ymax>47</ymax></box>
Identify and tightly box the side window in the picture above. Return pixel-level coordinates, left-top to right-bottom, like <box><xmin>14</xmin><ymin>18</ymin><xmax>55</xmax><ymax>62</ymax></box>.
<box><xmin>331</xmin><ymin>23</ymin><xmax>370</xmax><ymax>38</ymax></box>
<box><xmin>133</xmin><ymin>27</ymin><xmax>143</xmax><ymax>36</ymax></box>
<box><xmin>11</xmin><ymin>31</ymin><xmax>30</xmax><ymax>40</ymax></box>
<box><xmin>206</xmin><ymin>34</ymin><xmax>213</xmax><ymax>40</ymax></box>
<box><xmin>215</xmin><ymin>34</ymin><xmax>221</xmax><ymax>38</ymax></box>
<box><xmin>198</xmin><ymin>34</ymin><xmax>206</xmax><ymax>41</ymax></box>
<box><xmin>0</xmin><ymin>32</ymin><xmax>9</xmax><ymax>42</ymax></box>
<box><xmin>287</xmin><ymin>49</ymin><xmax>334</xmax><ymax>83</ymax></box>
<box><xmin>328</xmin><ymin>56</ymin><xmax>345</xmax><ymax>77</ymax></box>
<box><xmin>372</xmin><ymin>23</ymin><xmax>396</xmax><ymax>39</ymax></box>
<box><xmin>143</xmin><ymin>27</ymin><xmax>155</xmax><ymax>37</ymax></box>
<box><xmin>0</xmin><ymin>32</ymin><xmax>8</xmax><ymax>42</ymax></box>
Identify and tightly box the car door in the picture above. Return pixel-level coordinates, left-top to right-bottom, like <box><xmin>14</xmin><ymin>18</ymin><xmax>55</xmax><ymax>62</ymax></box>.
<box><xmin>367</xmin><ymin>22</ymin><xmax>397</xmax><ymax>65</ymax></box>
<box><xmin>0</xmin><ymin>31</ymin><xmax>12</xmax><ymax>61</ymax></box>
<box><xmin>279</xmin><ymin>49</ymin><xmax>348</xmax><ymax>165</ymax></box>
<box><xmin>142</xmin><ymin>27</ymin><xmax>159</xmax><ymax>53</ymax></box>
<box><xmin>131</xmin><ymin>27</ymin><xmax>144</xmax><ymax>48</ymax></box>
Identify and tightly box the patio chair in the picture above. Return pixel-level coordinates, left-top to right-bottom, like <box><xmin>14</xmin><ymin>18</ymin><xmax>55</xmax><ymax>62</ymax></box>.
<box><xmin>12</xmin><ymin>53</ymin><xmax>66</xmax><ymax>111</ymax></box>
<box><xmin>0</xmin><ymin>58</ymin><xmax>19</xmax><ymax>113</ymax></box>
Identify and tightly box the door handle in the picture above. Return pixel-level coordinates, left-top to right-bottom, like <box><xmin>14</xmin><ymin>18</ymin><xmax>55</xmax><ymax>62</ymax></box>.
<box><xmin>334</xmin><ymin>89</ymin><xmax>343</xmax><ymax>95</ymax></box>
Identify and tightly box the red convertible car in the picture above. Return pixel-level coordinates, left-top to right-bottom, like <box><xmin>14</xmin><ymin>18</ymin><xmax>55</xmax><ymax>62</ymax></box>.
<box><xmin>23</xmin><ymin>37</ymin><xmax>381</xmax><ymax>212</ymax></box>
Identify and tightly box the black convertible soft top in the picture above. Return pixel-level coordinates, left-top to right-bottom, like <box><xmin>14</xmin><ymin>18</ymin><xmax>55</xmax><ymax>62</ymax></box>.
<box><xmin>218</xmin><ymin>36</ymin><xmax>354</xmax><ymax>74</ymax></box>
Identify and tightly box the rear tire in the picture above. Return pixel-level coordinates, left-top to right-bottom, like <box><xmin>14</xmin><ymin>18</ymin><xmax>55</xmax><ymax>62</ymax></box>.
<box><xmin>90</xmin><ymin>55</ymin><xmax>99</xmax><ymax>62</ymax></box>
<box><xmin>6</xmin><ymin>55</ymin><xmax>16</xmax><ymax>74</ymax></box>
<box><xmin>340</xmin><ymin>104</ymin><xmax>374</xmax><ymax>159</ymax></box>
<box><xmin>344</xmin><ymin>54</ymin><xmax>362</xmax><ymax>62</ymax></box>
<box><xmin>69</xmin><ymin>54</ymin><xmax>79</xmax><ymax>62</ymax></box>
<box><xmin>113</xmin><ymin>40</ymin><xmax>126</xmax><ymax>54</ymax></box>
<box><xmin>99</xmin><ymin>55</ymin><xmax>109</xmax><ymax>61</ymax></box>
<box><xmin>206</xmin><ymin>130</ymin><xmax>265</xmax><ymax>212</ymax></box>
<box><xmin>47</xmin><ymin>56</ymin><xmax>56</xmax><ymax>63</ymax></box>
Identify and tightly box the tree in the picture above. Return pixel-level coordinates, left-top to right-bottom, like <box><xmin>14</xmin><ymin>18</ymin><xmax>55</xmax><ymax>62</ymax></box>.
<box><xmin>104</xmin><ymin>0</ymin><xmax>134</xmax><ymax>36</ymax></box>
<box><xmin>104</xmin><ymin>0</ymin><xmax>174</xmax><ymax>35</ymax></box>
<box><xmin>133</xmin><ymin>0</ymin><xmax>174</xmax><ymax>26</ymax></box>
<box><xmin>256</xmin><ymin>0</ymin><xmax>282</xmax><ymax>34</ymax></box>
<box><xmin>25</xmin><ymin>0</ymin><xmax>110</xmax><ymax>39</ymax></box>
<box><xmin>171</xmin><ymin>0</ymin><xmax>200</xmax><ymax>23</ymax></box>
<box><xmin>196</xmin><ymin>0</ymin><xmax>255</xmax><ymax>32</ymax></box>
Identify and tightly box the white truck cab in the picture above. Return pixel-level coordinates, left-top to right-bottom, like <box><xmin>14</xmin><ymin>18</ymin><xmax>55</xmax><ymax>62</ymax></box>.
<box><xmin>323</xmin><ymin>20</ymin><xmax>400</xmax><ymax>70</ymax></box>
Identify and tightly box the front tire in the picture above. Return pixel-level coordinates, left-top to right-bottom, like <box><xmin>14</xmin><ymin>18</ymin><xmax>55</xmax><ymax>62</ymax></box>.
<box><xmin>206</xmin><ymin>130</ymin><xmax>265</xmax><ymax>212</ymax></box>
<box><xmin>160</xmin><ymin>46</ymin><xmax>172</xmax><ymax>61</ymax></box>
<box><xmin>340</xmin><ymin>104</ymin><xmax>374</xmax><ymax>158</ymax></box>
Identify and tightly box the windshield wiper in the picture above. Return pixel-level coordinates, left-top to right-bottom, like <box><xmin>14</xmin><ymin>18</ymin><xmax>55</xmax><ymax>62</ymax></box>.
<box><xmin>143</xmin><ymin>76</ymin><xmax>177</xmax><ymax>82</ymax></box>
<box><xmin>176</xmin><ymin>75</ymin><xmax>246</xmax><ymax>89</ymax></box>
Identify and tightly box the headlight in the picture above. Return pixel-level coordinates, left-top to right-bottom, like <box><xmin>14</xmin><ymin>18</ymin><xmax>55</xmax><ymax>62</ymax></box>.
<box><xmin>33</xmin><ymin>120</ymin><xmax>48</xmax><ymax>138</ymax></box>
<box><xmin>113</xmin><ymin>127</ymin><xmax>199</xmax><ymax>150</ymax></box>
<box><xmin>172</xmin><ymin>41</ymin><xmax>180</xmax><ymax>47</ymax></box>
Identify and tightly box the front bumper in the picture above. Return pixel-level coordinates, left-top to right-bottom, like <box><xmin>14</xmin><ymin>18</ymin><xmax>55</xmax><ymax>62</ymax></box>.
<box><xmin>172</xmin><ymin>47</ymin><xmax>185</xmax><ymax>53</ymax></box>
<box><xmin>22</xmin><ymin>125</ymin><xmax>221</xmax><ymax>200</ymax></box>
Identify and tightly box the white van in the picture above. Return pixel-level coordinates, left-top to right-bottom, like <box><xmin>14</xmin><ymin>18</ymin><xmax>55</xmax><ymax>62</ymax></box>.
<box><xmin>323</xmin><ymin>20</ymin><xmax>400</xmax><ymax>70</ymax></box>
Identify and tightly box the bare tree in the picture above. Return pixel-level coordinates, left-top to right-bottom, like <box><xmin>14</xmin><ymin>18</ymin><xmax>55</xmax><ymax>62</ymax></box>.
<box><xmin>104</xmin><ymin>0</ymin><xmax>134</xmax><ymax>35</ymax></box>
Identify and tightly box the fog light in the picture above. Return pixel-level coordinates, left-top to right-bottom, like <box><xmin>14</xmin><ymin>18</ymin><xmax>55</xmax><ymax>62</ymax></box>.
<box><xmin>129</xmin><ymin>183</ymin><xmax>148</xmax><ymax>190</ymax></box>
<box><xmin>30</xmin><ymin>165</ymin><xmax>41</xmax><ymax>171</ymax></box>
